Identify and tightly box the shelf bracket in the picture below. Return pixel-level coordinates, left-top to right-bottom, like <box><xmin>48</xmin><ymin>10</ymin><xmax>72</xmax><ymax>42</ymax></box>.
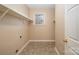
<box><xmin>0</xmin><ymin>9</ymin><xmax>9</xmax><ymax>20</ymax></box>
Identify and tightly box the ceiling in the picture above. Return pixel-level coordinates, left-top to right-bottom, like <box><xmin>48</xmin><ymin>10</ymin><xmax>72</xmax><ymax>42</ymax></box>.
<box><xmin>27</xmin><ymin>4</ymin><xmax>55</xmax><ymax>9</ymax></box>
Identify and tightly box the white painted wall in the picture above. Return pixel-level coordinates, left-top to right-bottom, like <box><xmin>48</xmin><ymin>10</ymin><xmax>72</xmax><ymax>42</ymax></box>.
<box><xmin>55</xmin><ymin>4</ymin><xmax>65</xmax><ymax>54</ymax></box>
<box><xmin>0</xmin><ymin>4</ymin><xmax>30</xmax><ymax>54</ymax></box>
<box><xmin>29</xmin><ymin>8</ymin><xmax>55</xmax><ymax>41</ymax></box>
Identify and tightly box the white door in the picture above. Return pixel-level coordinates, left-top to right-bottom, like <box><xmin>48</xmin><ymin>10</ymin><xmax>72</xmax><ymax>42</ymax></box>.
<box><xmin>64</xmin><ymin>4</ymin><xmax>79</xmax><ymax>55</ymax></box>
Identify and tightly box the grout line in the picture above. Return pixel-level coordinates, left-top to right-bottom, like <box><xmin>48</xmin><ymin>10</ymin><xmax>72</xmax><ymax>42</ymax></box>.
<box><xmin>54</xmin><ymin>47</ymin><xmax>60</xmax><ymax>55</ymax></box>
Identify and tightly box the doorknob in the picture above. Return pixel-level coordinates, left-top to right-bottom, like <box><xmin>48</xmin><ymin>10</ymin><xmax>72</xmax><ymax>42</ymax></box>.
<box><xmin>63</xmin><ymin>39</ymin><xmax>68</xmax><ymax>43</ymax></box>
<box><xmin>64</xmin><ymin>36</ymin><xmax>69</xmax><ymax>43</ymax></box>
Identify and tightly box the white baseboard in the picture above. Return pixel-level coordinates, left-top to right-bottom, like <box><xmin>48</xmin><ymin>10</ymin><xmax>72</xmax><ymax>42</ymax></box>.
<box><xmin>29</xmin><ymin>40</ymin><xmax>55</xmax><ymax>42</ymax></box>
<box><xmin>16</xmin><ymin>40</ymin><xmax>30</xmax><ymax>55</ymax></box>
<box><xmin>54</xmin><ymin>47</ymin><xmax>60</xmax><ymax>55</ymax></box>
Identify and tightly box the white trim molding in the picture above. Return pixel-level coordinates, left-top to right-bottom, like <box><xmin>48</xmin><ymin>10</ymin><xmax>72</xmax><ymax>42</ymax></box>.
<box><xmin>16</xmin><ymin>40</ymin><xmax>30</xmax><ymax>55</ymax></box>
<box><xmin>54</xmin><ymin>47</ymin><xmax>60</xmax><ymax>55</ymax></box>
<box><xmin>29</xmin><ymin>40</ymin><xmax>55</xmax><ymax>42</ymax></box>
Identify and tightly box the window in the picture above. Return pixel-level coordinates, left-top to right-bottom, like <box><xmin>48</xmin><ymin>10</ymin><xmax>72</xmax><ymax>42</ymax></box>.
<box><xmin>35</xmin><ymin>14</ymin><xmax>44</xmax><ymax>24</ymax></box>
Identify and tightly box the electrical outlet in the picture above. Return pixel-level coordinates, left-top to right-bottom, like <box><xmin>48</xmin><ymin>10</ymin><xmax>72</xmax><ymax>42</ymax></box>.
<box><xmin>20</xmin><ymin>36</ymin><xmax>22</xmax><ymax>39</ymax></box>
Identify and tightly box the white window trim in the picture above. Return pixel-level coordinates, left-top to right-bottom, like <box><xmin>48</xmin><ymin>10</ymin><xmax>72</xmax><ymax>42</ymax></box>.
<box><xmin>33</xmin><ymin>12</ymin><xmax>46</xmax><ymax>25</ymax></box>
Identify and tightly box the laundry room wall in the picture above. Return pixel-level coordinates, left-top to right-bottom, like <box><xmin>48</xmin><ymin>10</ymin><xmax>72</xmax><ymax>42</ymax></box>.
<box><xmin>29</xmin><ymin>7</ymin><xmax>55</xmax><ymax>41</ymax></box>
<box><xmin>55</xmin><ymin>4</ymin><xmax>65</xmax><ymax>54</ymax></box>
<box><xmin>0</xmin><ymin>4</ymin><xmax>30</xmax><ymax>54</ymax></box>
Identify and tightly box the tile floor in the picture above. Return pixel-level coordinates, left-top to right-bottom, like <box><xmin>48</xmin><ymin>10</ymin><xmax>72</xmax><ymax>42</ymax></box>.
<box><xmin>20</xmin><ymin>42</ymin><xmax>57</xmax><ymax>55</ymax></box>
